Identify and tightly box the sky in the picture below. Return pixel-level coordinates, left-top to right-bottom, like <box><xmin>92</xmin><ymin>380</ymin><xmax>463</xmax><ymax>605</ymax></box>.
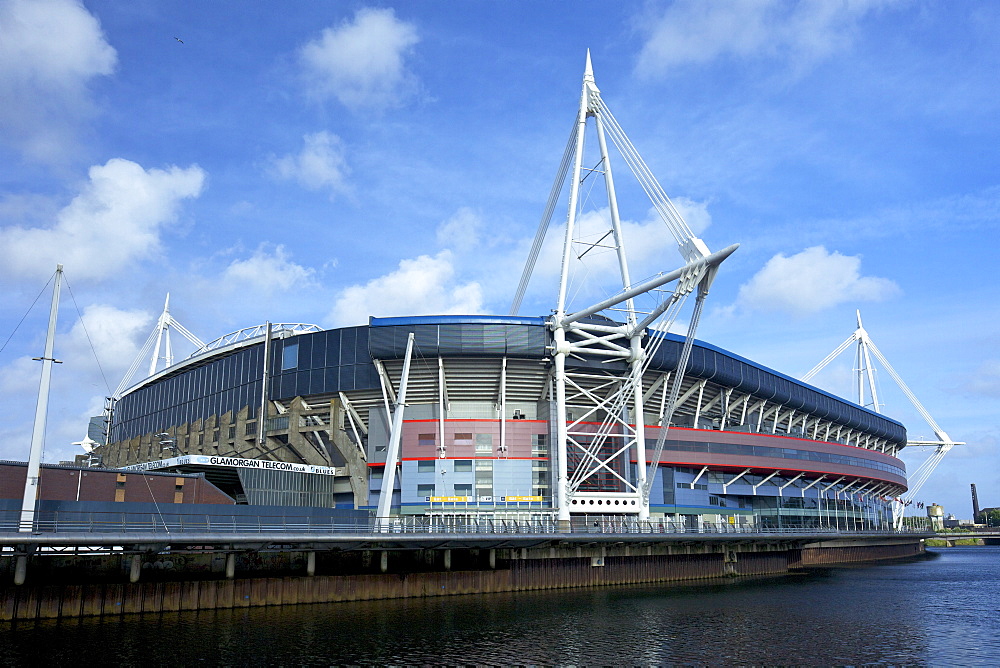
<box><xmin>1</xmin><ymin>0</ymin><xmax>998</xmax><ymax>520</ymax></box>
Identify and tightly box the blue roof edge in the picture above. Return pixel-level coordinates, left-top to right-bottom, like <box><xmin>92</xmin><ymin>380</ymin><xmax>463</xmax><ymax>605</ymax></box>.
<box><xmin>363</xmin><ymin>314</ymin><xmax>902</xmax><ymax>431</ymax></box>
<box><xmin>649</xmin><ymin>329</ymin><xmax>905</xmax><ymax>429</ymax></box>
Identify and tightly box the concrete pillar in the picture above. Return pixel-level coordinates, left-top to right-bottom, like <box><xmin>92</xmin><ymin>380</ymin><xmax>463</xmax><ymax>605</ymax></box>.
<box><xmin>380</xmin><ymin>551</ymin><xmax>388</xmax><ymax>573</ymax></box>
<box><xmin>225</xmin><ymin>553</ymin><xmax>236</xmax><ymax>579</ymax></box>
<box><xmin>129</xmin><ymin>555</ymin><xmax>142</xmax><ymax>583</ymax></box>
<box><xmin>306</xmin><ymin>551</ymin><xmax>316</xmax><ymax>576</ymax></box>
<box><xmin>13</xmin><ymin>555</ymin><xmax>27</xmax><ymax>586</ymax></box>
<box><xmin>489</xmin><ymin>549</ymin><xmax>496</xmax><ymax>569</ymax></box>
<box><xmin>723</xmin><ymin>548</ymin><xmax>738</xmax><ymax>576</ymax></box>
<box><xmin>443</xmin><ymin>549</ymin><xmax>452</xmax><ymax>571</ymax></box>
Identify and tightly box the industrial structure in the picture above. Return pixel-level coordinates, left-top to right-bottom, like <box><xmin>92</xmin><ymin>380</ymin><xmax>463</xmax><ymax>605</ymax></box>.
<box><xmin>91</xmin><ymin>53</ymin><xmax>915</xmax><ymax>531</ymax></box>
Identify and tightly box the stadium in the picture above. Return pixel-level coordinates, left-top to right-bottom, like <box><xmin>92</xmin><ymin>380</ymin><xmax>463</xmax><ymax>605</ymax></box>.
<box><xmin>95</xmin><ymin>55</ymin><xmax>910</xmax><ymax>530</ymax></box>
<box><xmin>98</xmin><ymin>313</ymin><xmax>907</xmax><ymax>530</ymax></box>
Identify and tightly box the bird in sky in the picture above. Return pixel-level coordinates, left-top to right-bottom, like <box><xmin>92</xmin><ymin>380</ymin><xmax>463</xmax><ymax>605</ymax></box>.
<box><xmin>174</xmin><ymin>37</ymin><xmax>184</xmax><ymax>44</ymax></box>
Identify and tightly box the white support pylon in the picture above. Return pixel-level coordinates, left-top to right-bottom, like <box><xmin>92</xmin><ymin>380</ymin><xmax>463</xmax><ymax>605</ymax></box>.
<box><xmin>20</xmin><ymin>265</ymin><xmax>63</xmax><ymax>532</ymax></box>
<box><xmin>802</xmin><ymin>310</ymin><xmax>963</xmax><ymax>528</ymax></box>
<box><xmin>149</xmin><ymin>294</ymin><xmax>173</xmax><ymax>376</ymax></box>
<box><xmin>114</xmin><ymin>295</ymin><xmax>207</xmax><ymax>399</ymax></box>
<box><xmin>528</xmin><ymin>52</ymin><xmax>737</xmax><ymax>523</ymax></box>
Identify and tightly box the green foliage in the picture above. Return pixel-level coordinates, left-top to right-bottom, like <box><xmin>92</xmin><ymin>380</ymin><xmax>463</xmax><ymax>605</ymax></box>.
<box><xmin>978</xmin><ymin>509</ymin><xmax>1000</xmax><ymax>526</ymax></box>
<box><xmin>924</xmin><ymin>537</ymin><xmax>983</xmax><ymax>547</ymax></box>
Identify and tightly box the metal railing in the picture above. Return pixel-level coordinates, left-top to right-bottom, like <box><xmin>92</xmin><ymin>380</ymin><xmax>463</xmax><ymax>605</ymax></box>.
<box><xmin>0</xmin><ymin>511</ymin><xmax>924</xmax><ymax>537</ymax></box>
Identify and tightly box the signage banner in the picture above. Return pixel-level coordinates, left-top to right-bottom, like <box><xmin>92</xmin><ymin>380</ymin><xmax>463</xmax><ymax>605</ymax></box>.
<box><xmin>424</xmin><ymin>495</ymin><xmax>543</xmax><ymax>504</ymax></box>
<box><xmin>120</xmin><ymin>455</ymin><xmax>341</xmax><ymax>476</ymax></box>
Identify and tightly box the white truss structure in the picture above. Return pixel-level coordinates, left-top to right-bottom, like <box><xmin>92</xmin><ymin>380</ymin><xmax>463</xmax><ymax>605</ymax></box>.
<box><xmin>192</xmin><ymin>322</ymin><xmax>321</xmax><ymax>357</ymax></box>
<box><xmin>114</xmin><ymin>294</ymin><xmax>321</xmax><ymax>399</ymax></box>
<box><xmin>512</xmin><ymin>52</ymin><xmax>737</xmax><ymax>521</ymax></box>
<box><xmin>803</xmin><ymin>310</ymin><xmax>963</xmax><ymax>528</ymax></box>
<box><xmin>113</xmin><ymin>294</ymin><xmax>206</xmax><ymax>397</ymax></box>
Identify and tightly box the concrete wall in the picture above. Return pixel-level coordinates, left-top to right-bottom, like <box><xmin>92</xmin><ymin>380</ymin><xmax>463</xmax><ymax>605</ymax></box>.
<box><xmin>0</xmin><ymin>538</ymin><xmax>924</xmax><ymax>621</ymax></box>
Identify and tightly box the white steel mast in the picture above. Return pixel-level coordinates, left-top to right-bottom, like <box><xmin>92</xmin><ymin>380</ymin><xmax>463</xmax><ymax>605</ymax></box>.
<box><xmin>20</xmin><ymin>265</ymin><xmax>64</xmax><ymax>532</ymax></box>
<box><xmin>803</xmin><ymin>310</ymin><xmax>962</xmax><ymax>527</ymax></box>
<box><xmin>522</xmin><ymin>53</ymin><xmax>737</xmax><ymax>524</ymax></box>
<box><xmin>113</xmin><ymin>294</ymin><xmax>206</xmax><ymax>398</ymax></box>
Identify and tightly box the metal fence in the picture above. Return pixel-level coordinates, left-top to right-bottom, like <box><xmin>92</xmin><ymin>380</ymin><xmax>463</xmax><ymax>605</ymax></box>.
<box><xmin>0</xmin><ymin>511</ymin><xmax>925</xmax><ymax>537</ymax></box>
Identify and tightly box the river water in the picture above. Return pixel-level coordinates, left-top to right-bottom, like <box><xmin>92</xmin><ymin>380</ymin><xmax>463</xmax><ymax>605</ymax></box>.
<box><xmin>2</xmin><ymin>547</ymin><xmax>998</xmax><ymax>665</ymax></box>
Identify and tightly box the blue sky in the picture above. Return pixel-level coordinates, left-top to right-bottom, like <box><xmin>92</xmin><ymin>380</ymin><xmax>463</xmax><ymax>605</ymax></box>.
<box><xmin>1</xmin><ymin>0</ymin><xmax>997</xmax><ymax>519</ymax></box>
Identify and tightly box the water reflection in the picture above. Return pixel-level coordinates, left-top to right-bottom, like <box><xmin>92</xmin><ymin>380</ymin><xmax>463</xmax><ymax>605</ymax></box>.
<box><xmin>2</xmin><ymin>548</ymin><xmax>997</xmax><ymax>665</ymax></box>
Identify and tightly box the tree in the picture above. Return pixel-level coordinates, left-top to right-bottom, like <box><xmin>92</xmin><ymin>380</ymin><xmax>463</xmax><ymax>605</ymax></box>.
<box><xmin>976</xmin><ymin>508</ymin><xmax>1000</xmax><ymax>526</ymax></box>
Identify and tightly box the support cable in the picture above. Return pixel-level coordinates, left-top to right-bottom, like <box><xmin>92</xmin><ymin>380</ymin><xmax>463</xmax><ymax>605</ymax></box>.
<box><xmin>641</xmin><ymin>288</ymin><xmax>707</xmax><ymax>500</ymax></box>
<box><xmin>64</xmin><ymin>277</ymin><xmax>112</xmax><ymax>395</ymax></box>
<box><xmin>509</xmin><ymin>118</ymin><xmax>580</xmax><ymax>315</ymax></box>
<box><xmin>802</xmin><ymin>333</ymin><xmax>855</xmax><ymax>382</ymax></box>
<box><xmin>0</xmin><ymin>273</ymin><xmax>54</xmax><ymax>356</ymax></box>
<box><xmin>594</xmin><ymin>98</ymin><xmax>698</xmax><ymax>248</ymax></box>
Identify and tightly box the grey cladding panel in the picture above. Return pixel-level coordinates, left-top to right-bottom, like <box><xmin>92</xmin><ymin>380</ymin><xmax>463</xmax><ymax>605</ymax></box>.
<box><xmin>505</xmin><ymin>324</ymin><xmax>547</xmax><ymax>356</ymax></box>
<box><xmin>370</xmin><ymin>322</ymin><xmax>547</xmax><ymax>358</ymax></box>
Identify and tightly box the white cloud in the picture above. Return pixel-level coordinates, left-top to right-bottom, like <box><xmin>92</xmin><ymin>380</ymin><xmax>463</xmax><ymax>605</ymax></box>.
<box><xmin>63</xmin><ymin>304</ymin><xmax>153</xmax><ymax>393</ymax></box>
<box><xmin>436</xmin><ymin>207</ymin><xmax>484</xmax><ymax>252</ymax></box>
<box><xmin>0</xmin><ymin>303</ymin><xmax>153</xmax><ymax>462</ymax></box>
<box><xmin>299</xmin><ymin>7</ymin><xmax>419</xmax><ymax>111</ymax></box>
<box><xmin>0</xmin><ymin>0</ymin><xmax>117</xmax><ymax>162</ymax></box>
<box><xmin>66</xmin><ymin>304</ymin><xmax>153</xmax><ymax>374</ymax></box>
<box><xmin>0</xmin><ymin>356</ymin><xmax>43</xmax><ymax>396</ymax></box>
<box><xmin>635</xmin><ymin>0</ymin><xmax>895</xmax><ymax>77</ymax></box>
<box><xmin>0</xmin><ymin>158</ymin><xmax>205</xmax><ymax>282</ymax></box>
<box><xmin>734</xmin><ymin>246</ymin><xmax>899</xmax><ymax>315</ymax></box>
<box><xmin>670</xmin><ymin>197</ymin><xmax>712</xmax><ymax>235</ymax></box>
<box><xmin>270</xmin><ymin>131</ymin><xmax>350</xmax><ymax>196</ymax></box>
<box><xmin>535</xmin><ymin>207</ymin><xmax>688</xmax><ymax>282</ymax></box>
<box><xmin>328</xmin><ymin>250</ymin><xmax>483</xmax><ymax>327</ymax></box>
<box><xmin>222</xmin><ymin>244</ymin><xmax>315</xmax><ymax>293</ymax></box>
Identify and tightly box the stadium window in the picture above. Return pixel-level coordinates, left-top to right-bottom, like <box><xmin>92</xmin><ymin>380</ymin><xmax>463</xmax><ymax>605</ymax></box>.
<box><xmin>281</xmin><ymin>343</ymin><xmax>299</xmax><ymax>371</ymax></box>
<box><xmin>475</xmin><ymin>433</ymin><xmax>493</xmax><ymax>453</ymax></box>
<box><xmin>453</xmin><ymin>433</ymin><xmax>473</xmax><ymax>445</ymax></box>
<box><xmin>417</xmin><ymin>433</ymin><xmax>435</xmax><ymax>446</ymax></box>
<box><xmin>417</xmin><ymin>460</ymin><xmax>435</xmax><ymax>473</ymax></box>
<box><xmin>454</xmin><ymin>484</ymin><xmax>472</xmax><ymax>496</ymax></box>
<box><xmin>531</xmin><ymin>434</ymin><xmax>548</xmax><ymax>456</ymax></box>
<box><xmin>417</xmin><ymin>484</ymin><xmax>435</xmax><ymax>498</ymax></box>
<box><xmin>454</xmin><ymin>460</ymin><xmax>473</xmax><ymax>472</ymax></box>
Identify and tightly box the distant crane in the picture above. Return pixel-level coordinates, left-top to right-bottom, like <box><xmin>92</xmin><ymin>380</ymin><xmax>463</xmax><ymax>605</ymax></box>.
<box><xmin>803</xmin><ymin>310</ymin><xmax>962</xmax><ymax>528</ymax></box>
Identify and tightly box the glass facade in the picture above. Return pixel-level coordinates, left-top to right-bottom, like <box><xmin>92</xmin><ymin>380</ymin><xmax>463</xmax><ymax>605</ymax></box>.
<box><xmin>654</xmin><ymin>437</ymin><xmax>906</xmax><ymax>477</ymax></box>
<box><xmin>112</xmin><ymin>343</ymin><xmax>265</xmax><ymax>443</ymax></box>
